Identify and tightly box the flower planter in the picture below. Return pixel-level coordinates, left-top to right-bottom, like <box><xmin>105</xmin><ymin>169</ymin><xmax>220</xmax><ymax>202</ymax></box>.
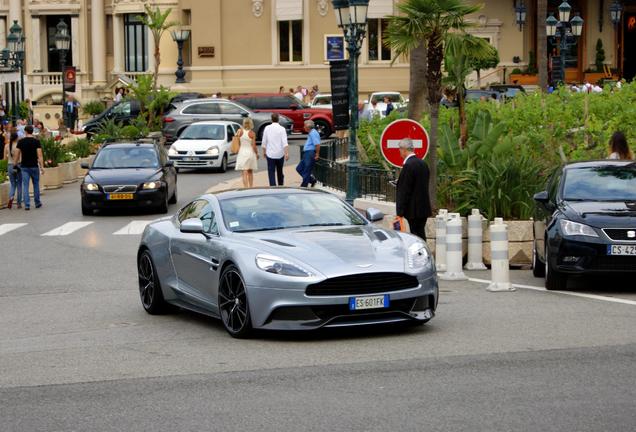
<box><xmin>42</xmin><ymin>166</ymin><xmax>63</xmax><ymax>190</ymax></box>
<box><xmin>0</xmin><ymin>181</ymin><xmax>9</xmax><ymax>209</ymax></box>
<box><xmin>509</xmin><ymin>74</ymin><xmax>538</xmax><ymax>86</ymax></box>
<box><xmin>77</xmin><ymin>157</ymin><xmax>90</xmax><ymax>178</ymax></box>
<box><xmin>60</xmin><ymin>161</ymin><xmax>79</xmax><ymax>184</ymax></box>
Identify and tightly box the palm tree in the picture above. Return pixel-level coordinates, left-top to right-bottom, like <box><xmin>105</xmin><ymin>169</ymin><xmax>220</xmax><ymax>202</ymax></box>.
<box><xmin>537</xmin><ymin>0</ymin><xmax>548</xmax><ymax>90</ymax></box>
<box><xmin>445</xmin><ymin>33</ymin><xmax>498</xmax><ymax>147</ymax></box>
<box><xmin>385</xmin><ymin>0</ymin><xmax>481</xmax><ymax>207</ymax></box>
<box><xmin>139</xmin><ymin>5</ymin><xmax>177</xmax><ymax>91</ymax></box>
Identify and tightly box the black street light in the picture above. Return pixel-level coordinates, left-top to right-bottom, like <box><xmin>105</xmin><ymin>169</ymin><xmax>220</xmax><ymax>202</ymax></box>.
<box><xmin>171</xmin><ymin>28</ymin><xmax>191</xmax><ymax>84</ymax></box>
<box><xmin>6</xmin><ymin>20</ymin><xmax>25</xmax><ymax>121</ymax></box>
<box><xmin>54</xmin><ymin>19</ymin><xmax>71</xmax><ymax>127</ymax></box>
<box><xmin>331</xmin><ymin>0</ymin><xmax>369</xmax><ymax>204</ymax></box>
<box><xmin>546</xmin><ymin>1</ymin><xmax>583</xmax><ymax>85</ymax></box>
<box><xmin>515</xmin><ymin>1</ymin><xmax>527</xmax><ymax>32</ymax></box>
<box><xmin>609</xmin><ymin>1</ymin><xmax>623</xmax><ymax>26</ymax></box>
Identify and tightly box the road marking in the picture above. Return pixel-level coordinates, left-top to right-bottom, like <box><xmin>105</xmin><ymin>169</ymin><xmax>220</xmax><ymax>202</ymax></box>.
<box><xmin>41</xmin><ymin>221</ymin><xmax>94</xmax><ymax>237</ymax></box>
<box><xmin>113</xmin><ymin>220</ymin><xmax>152</xmax><ymax>235</ymax></box>
<box><xmin>0</xmin><ymin>223</ymin><xmax>28</xmax><ymax>236</ymax></box>
<box><xmin>467</xmin><ymin>277</ymin><xmax>636</xmax><ymax>306</ymax></box>
<box><xmin>387</xmin><ymin>139</ymin><xmax>423</xmax><ymax>149</ymax></box>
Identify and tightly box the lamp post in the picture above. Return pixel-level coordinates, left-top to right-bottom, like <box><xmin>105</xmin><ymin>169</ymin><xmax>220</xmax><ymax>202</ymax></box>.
<box><xmin>7</xmin><ymin>20</ymin><xmax>25</xmax><ymax>103</ymax></box>
<box><xmin>331</xmin><ymin>0</ymin><xmax>369</xmax><ymax>205</ymax></box>
<box><xmin>515</xmin><ymin>1</ymin><xmax>527</xmax><ymax>32</ymax></box>
<box><xmin>546</xmin><ymin>1</ymin><xmax>583</xmax><ymax>85</ymax></box>
<box><xmin>54</xmin><ymin>20</ymin><xmax>71</xmax><ymax>128</ymax></box>
<box><xmin>609</xmin><ymin>1</ymin><xmax>623</xmax><ymax>76</ymax></box>
<box><xmin>171</xmin><ymin>28</ymin><xmax>191</xmax><ymax>84</ymax></box>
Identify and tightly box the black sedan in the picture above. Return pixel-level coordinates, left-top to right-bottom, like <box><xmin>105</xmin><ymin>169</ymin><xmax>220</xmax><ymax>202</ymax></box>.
<box><xmin>533</xmin><ymin>161</ymin><xmax>636</xmax><ymax>290</ymax></box>
<box><xmin>80</xmin><ymin>142</ymin><xmax>177</xmax><ymax>215</ymax></box>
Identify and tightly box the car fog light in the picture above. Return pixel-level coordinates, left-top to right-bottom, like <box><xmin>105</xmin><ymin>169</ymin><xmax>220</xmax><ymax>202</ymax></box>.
<box><xmin>562</xmin><ymin>256</ymin><xmax>579</xmax><ymax>263</ymax></box>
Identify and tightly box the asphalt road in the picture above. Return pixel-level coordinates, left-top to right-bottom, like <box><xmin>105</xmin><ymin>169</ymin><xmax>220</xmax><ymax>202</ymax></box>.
<box><xmin>1</xmin><ymin>141</ymin><xmax>635</xmax><ymax>431</ymax></box>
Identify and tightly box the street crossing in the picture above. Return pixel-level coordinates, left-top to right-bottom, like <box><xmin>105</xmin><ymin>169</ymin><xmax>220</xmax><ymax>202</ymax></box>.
<box><xmin>0</xmin><ymin>221</ymin><xmax>157</xmax><ymax>237</ymax></box>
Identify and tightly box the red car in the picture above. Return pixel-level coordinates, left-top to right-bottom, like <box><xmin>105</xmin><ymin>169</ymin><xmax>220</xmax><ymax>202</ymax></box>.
<box><xmin>233</xmin><ymin>93</ymin><xmax>334</xmax><ymax>138</ymax></box>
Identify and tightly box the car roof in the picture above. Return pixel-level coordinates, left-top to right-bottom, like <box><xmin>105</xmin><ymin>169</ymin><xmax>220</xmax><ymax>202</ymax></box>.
<box><xmin>209</xmin><ymin>187</ymin><xmax>331</xmax><ymax>201</ymax></box>
<box><xmin>99</xmin><ymin>141</ymin><xmax>158</xmax><ymax>149</ymax></box>
<box><xmin>564</xmin><ymin>160</ymin><xmax>636</xmax><ymax>169</ymax></box>
<box><xmin>186</xmin><ymin>120</ymin><xmax>239</xmax><ymax>126</ymax></box>
<box><xmin>235</xmin><ymin>93</ymin><xmax>292</xmax><ymax>97</ymax></box>
<box><xmin>176</xmin><ymin>98</ymin><xmax>237</xmax><ymax>105</ymax></box>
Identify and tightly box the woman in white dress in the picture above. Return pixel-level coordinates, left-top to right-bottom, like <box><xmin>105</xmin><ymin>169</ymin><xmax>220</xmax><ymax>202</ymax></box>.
<box><xmin>235</xmin><ymin>117</ymin><xmax>258</xmax><ymax>187</ymax></box>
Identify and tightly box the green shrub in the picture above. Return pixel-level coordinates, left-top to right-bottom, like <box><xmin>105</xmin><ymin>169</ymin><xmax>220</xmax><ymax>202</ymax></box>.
<box><xmin>120</xmin><ymin>125</ymin><xmax>142</xmax><ymax>139</ymax></box>
<box><xmin>18</xmin><ymin>101</ymin><xmax>30</xmax><ymax>120</ymax></box>
<box><xmin>511</xmin><ymin>68</ymin><xmax>523</xmax><ymax>74</ymax></box>
<box><xmin>68</xmin><ymin>138</ymin><xmax>92</xmax><ymax>158</ymax></box>
<box><xmin>83</xmin><ymin>100</ymin><xmax>106</xmax><ymax>117</ymax></box>
<box><xmin>92</xmin><ymin>118</ymin><xmax>123</xmax><ymax>143</ymax></box>
<box><xmin>59</xmin><ymin>151</ymin><xmax>78</xmax><ymax>163</ymax></box>
<box><xmin>40</xmin><ymin>137</ymin><xmax>64</xmax><ymax>168</ymax></box>
<box><xmin>0</xmin><ymin>159</ymin><xmax>7</xmax><ymax>182</ymax></box>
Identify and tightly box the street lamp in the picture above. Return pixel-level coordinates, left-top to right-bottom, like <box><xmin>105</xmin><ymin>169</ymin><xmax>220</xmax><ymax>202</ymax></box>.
<box><xmin>54</xmin><ymin>20</ymin><xmax>71</xmax><ymax>128</ymax></box>
<box><xmin>331</xmin><ymin>0</ymin><xmax>369</xmax><ymax>204</ymax></box>
<box><xmin>546</xmin><ymin>2</ymin><xmax>583</xmax><ymax>85</ymax></box>
<box><xmin>609</xmin><ymin>1</ymin><xmax>623</xmax><ymax>26</ymax></box>
<box><xmin>515</xmin><ymin>1</ymin><xmax>527</xmax><ymax>32</ymax></box>
<box><xmin>171</xmin><ymin>28</ymin><xmax>191</xmax><ymax>84</ymax></box>
<box><xmin>7</xmin><ymin>20</ymin><xmax>25</xmax><ymax>107</ymax></box>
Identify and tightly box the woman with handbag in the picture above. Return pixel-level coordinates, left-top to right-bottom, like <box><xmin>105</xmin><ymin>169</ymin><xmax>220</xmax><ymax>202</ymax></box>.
<box><xmin>234</xmin><ymin>117</ymin><xmax>258</xmax><ymax>188</ymax></box>
<box><xmin>3</xmin><ymin>132</ymin><xmax>22</xmax><ymax>209</ymax></box>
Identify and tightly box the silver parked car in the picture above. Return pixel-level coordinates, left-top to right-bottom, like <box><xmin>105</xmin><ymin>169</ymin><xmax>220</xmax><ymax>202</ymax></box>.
<box><xmin>162</xmin><ymin>98</ymin><xmax>293</xmax><ymax>144</ymax></box>
<box><xmin>137</xmin><ymin>188</ymin><xmax>438</xmax><ymax>338</ymax></box>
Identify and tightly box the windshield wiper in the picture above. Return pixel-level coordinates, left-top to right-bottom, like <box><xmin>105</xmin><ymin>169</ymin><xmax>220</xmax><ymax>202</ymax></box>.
<box><xmin>303</xmin><ymin>223</ymin><xmax>347</xmax><ymax>227</ymax></box>
<box><xmin>233</xmin><ymin>226</ymin><xmax>287</xmax><ymax>233</ymax></box>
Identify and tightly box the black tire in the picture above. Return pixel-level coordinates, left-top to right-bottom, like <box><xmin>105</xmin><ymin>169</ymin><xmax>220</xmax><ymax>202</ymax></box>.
<box><xmin>532</xmin><ymin>241</ymin><xmax>545</xmax><ymax>278</ymax></box>
<box><xmin>157</xmin><ymin>191</ymin><xmax>169</xmax><ymax>214</ymax></box>
<box><xmin>314</xmin><ymin>119</ymin><xmax>332</xmax><ymax>139</ymax></box>
<box><xmin>168</xmin><ymin>185</ymin><xmax>178</xmax><ymax>204</ymax></box>
<box><xmin>81</xmin><ymin>202</ymin><xmax>92</xmax><ymax>216</ymax></box>
<box><xmin>138</xmin><ymin>250</ymin><xmax>170</xmax><ymax>314</ymax></box>
<box><xmin>545</xmin><ymin>246</ymin><xmax>567</xmax><ymax>290</ymax></box>
<box><xmin>218</xmin><ymin>264</ymin><xmax>252</xmax><ymax>338</ymax></box>
<box><xmin>218</xmin><ymin>154</ymin><xmax>228</xmax><ymax>173</ymax></box>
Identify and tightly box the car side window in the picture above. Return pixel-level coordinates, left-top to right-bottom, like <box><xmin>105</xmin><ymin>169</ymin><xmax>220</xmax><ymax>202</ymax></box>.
<box><xmin>270</xmin><ymin>96</ymin><xmax>292</xmax><ymax>109</ymax></box>
<box><xmin>112</xmin><ymin>102</ymin><xmax>131</xmax><ymax>116</ymax></box>
<box><xmin>226</xmin><ymin>125</ymin><xmax>235</xmax><ymax>142</ymax></box>
<box><xmin>178</xmin><ymin>200</ymin><xmax>218</xmax><ymax>234</ymax></box>
<box><xmin>182</xmin><ymin>103</ymin><xmax>220</xmax><ymax>115</ymax></box>
<box><xmin>200</xmin><ymin>204</ymin><xmax>219</xmax><ymax>235</ymax></box>
<box><xmin>178</xmin><ymin>202</ymin><xmax>196</xmax><ymax>223</ymax></box>
<box><xmin>218</xmin><ymin>103</ymin><xmax>244</xmax><ymax>115</ymax></box>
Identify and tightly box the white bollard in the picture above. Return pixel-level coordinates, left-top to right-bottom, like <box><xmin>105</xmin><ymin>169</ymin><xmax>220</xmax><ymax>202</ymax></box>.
<box><xmin>435</xmin><ymin>209</ymin><xmax>448</xmax><ymax>272</ymax></box>
<box><xmin>487</xmin><ymin>218</ymin><xmax>515</xmax><ymax>292</ymax></box>
<box><xmin>465</xmin><ymin>209</ymin><xmax>487</xmax><ymax>270</ymax></box>
<box><xmin>439</xmin><ymin>213</ymin><xmax>468</xmax><ymax>281</ymax></box>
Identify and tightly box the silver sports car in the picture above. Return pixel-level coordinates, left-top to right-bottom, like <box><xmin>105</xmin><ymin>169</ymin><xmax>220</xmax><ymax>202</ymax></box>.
<box><xmin>137</xmin><ymin>188</ymin><xmax>438</xmax><ymax>338</ymax></box>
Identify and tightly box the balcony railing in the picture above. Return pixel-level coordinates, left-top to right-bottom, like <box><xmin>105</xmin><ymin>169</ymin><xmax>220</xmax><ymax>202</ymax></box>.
<box><xmin>30</xmin><ymin>72</ymin><xmax>63</xmax><ymax>86</ymax></box>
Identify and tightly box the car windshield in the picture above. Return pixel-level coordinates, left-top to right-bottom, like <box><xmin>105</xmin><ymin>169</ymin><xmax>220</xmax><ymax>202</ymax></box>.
<box><xmin>92</xmin><ymin>147</ymin><xmax>159</xmax><ymax>169</ymax></box>
<box><xmin>220</xmin><ymin>193</ymin><xmax>367</xmax><ymax>233</ymax></box>
<box><xmin>313</xmin><ymin>96</ymin><xmax>331</xmax><ymax>106</ymax></box>
<box><xmin>563</xmin><ymin>165</ymin><xmax>636</xmax><ymax>201</ymax></box>
<box><xmin>371</xmin><ymin>94</ymin><xmax>401</xmax><ymax>103</ymax></box>
<box><xmin>180</xmin><ymin>124</ymin><xmax>225</xmax><ymax>140</ymax></box>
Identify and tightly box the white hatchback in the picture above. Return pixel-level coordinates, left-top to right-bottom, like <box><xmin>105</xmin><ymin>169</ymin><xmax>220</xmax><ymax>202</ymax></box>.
<box><xmin>168</xmin><ymin>121</ymin><xmax>240</xmax><ymax>173</ymax></box>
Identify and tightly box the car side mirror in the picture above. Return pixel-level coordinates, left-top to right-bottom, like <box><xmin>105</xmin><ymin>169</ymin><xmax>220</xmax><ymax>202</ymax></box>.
<box><xmin>533</xmin><ymin>191</ymin><xmax>549</xmax><ymax>204</ymax></box>
<box><xmin>80</xmin><ymin>162</ymin><xmax>89</xmax><ymax>169</ymax></box>
<box><xmin>165</xmin><ymin>160</ymin><xmax>174</xmax><ymax>167</ymax></box>
<box><xmin>241</xmin><ymin>112</ymin><xmax>249</xmax><ymax>118</ymax></box>
<box><xmin>180</xmin><ymin>218</ymin><xmax>204</xmax><ymax>234</ymax></box>
<box><xmin>366</xmin><ymin>208</ymin><xmax>385</xmax><ymax>222</ymax></box>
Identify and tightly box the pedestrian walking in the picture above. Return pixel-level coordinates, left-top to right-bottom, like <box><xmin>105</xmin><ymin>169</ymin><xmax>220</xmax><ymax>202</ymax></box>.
<box><xmin>4</xmin><ymin>132</ymin><xmax>22</xmax><ymax>209</ymax></box>
<box><xmin>13</xmin><ymin>125</ymin><xmax>44</xmax><ymax>210</ymax></box>
<box><xmin>296</xmin><ymin>120</ymin><xmax>320</xmax><ymax>187</ymax></box>
<box><xmin>607</xmin><ymin>131</ymin><xmax>633</xmax><ymax>160</ymax></box>
<box><xmin>261</xmin><ymin>113</ymin><xmax>289</xmax><ymax>186</ymax></box>
<box><xmin>65</xmin><ymin>95</ymin><xmax>80</xmax><ymax>130</ymax></box>
<box><xmin>235</xmin><ymin>117</ymin><xmax>259</xmax><ymax>188</ymax></box>
<box><xmin>384</xmin><ymin>96</ymin><xmax>395</xmax><ymax>117</ymax></box>
<box><xmin>395</xmin><ymin>138</ymin><xmax>432</xmax><ymax>240</ymax></box>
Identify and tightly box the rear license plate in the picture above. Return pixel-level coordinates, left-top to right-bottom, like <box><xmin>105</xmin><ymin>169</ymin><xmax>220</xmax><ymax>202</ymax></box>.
<box><xmin>607</xmin><ymin>245</ymin><xmax>636</xmax><ymax>256</ymax></box>
<box><xmin>349</xmin><ymin>294</ymin><xmax>390</xmax><ymax>311</ymax></box>
<box><xmin>108</xmin><ymin>193</ymin><xmax>134</xmax><ymax>200</ymax></box>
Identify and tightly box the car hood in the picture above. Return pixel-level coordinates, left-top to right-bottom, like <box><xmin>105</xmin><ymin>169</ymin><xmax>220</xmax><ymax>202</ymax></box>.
<box><xmin>87</xmin><ymin>168</ymin><xmax>161</xmax><ymax>185</ymax></box>
<box><xmin>563</xmin><ymin>201</ymin><xmax>636</xmax><ymax>227</ymax></box>
<box><xmin>240</xmin><ymin>225</ymin><xmax>411</xmax><ymax>278</ymax></box>
<box><xmin>172</xmin><ymin>139</ymin><xmax>225</xmax><ymax>152</ymax></box>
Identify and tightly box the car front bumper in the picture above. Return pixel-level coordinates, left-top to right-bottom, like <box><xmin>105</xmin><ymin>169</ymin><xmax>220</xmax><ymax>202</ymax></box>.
<box><xmin>169</xmin><ymin>155</ymin><xmax>222</xmax><ymax>169</ymax></box>
<box><xmin>82</xmin><ymin>189</ymin><xmax>165</xmax><ymax>209</ymax></box>
<box><xmin>246</xmin><ymin>273</ymin><xmax>438</xmax><ymax>330</ymax></box>
<box><xmin>551</xmin><ymin>237</ymin><xmax>636</xmax><ymax>275</ymax></box>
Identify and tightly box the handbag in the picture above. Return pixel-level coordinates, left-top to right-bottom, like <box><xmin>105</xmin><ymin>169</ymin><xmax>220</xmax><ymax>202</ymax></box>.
<box><xmin>230</xmin><ymin>129</ymin><xmax>242</xmax><ymax>154</ymax></box>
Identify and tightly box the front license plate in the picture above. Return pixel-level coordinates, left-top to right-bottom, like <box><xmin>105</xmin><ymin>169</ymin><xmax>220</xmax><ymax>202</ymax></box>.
<box><xmin>607</xmin><ymin>245</ymin><xmax>636</xmax><ymax>256</ymax></box>
<box><xmin>108</xmin><ymin>193</ymin><xmax>134</xmax><ymax>200</ymax></box>
<box><xmin>184</xmin><ymin>157</ymin><xmax>199</xmax><ymax>161</ymax></box>
<box><xmin>349</xmin><ymin>294</ymin><xmax>390</xmax><ymax>311</ymax></box>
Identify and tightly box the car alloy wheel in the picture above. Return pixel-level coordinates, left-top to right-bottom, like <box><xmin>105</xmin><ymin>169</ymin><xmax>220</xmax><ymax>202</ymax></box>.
<box><xmin>219</xmin><ymin>154</ymin><xmax>228</xmax><ymax>173</ymax></box>
<box><xmin>218</xmin><ymin>265</ymin><xmax>252</xmax><ymax>338</ymax></box>
<box><xmin>137</xmin><ymin>251</ymin><xmax>170</xmax><ymax>314</ymax></box>
<box><xmin>314</xmin><ymin>120</ymin><xmax>331</xmax><ymax>139</ymax></box>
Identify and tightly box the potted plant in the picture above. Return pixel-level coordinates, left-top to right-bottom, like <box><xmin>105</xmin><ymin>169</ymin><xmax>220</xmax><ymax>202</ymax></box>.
<box><xmin>508</xmin><ymin>52</ymin><xmax>539</xmax><ymax>85</ymax></box>
<box><xmin>40</xmin><ymin>137</ymin><xmax>64</xmax><ymax>189</ymax></box>
<box><xmin>82</xmin><ymin>100</ymin><xmax>106</xmax><ymax>118</ymax></box>
<box><xmin>59</xmin><ymin>151</ymin><xmax>79</xmax><ymax>184</ymax></box>
<box><xmin>69</xmin><ymin>138</ymin><xmax>93</xmax><ymax>177</ymax></box>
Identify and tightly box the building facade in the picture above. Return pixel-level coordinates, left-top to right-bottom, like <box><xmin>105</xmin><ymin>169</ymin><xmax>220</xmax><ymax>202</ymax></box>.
<box><xmin>0</xmin><ymin>0</ymin><xmax>634</xmax><ymax>124</ymax></box>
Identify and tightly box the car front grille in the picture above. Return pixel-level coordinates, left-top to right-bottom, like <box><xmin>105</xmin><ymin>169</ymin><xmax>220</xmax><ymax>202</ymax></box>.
<box><xmin>103</xmin><ymin>185</ymin><xmax>137</xmax><ymax>193</ymax></box>
<box><xmin>589</xmin><ymin>256</ymin><xmax>636</xmax><ymax>271</ymax></box>
<box><xmin>306</xmin><ymin>272</ymin><xmax>419</xmax><ymax>296</ymax></box>
<box><xmin>602</xmin><ymin>228</ymin><xmax>636</xmax><ymax>242</ymax></box>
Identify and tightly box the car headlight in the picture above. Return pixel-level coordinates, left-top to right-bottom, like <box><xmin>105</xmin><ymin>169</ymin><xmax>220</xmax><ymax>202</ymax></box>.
<box><xmin>560</xmin><ymin>220</ymin><xmax>598</xmax><ymax>238</ymax></box>
<box><xmin>407</xmin><ymin>242</ymin><xmax>431</xmax><ymax>269</ymax></box>
<box><xmin>206</xmin><ymin>147</ymin><xmax>219</xmax><ymax>156</ymax></box>
<box><xmin>255</xmin><ymin>254</ymin><xmax>313</xmax><ymax>277</ymax></box>
<box><xmin>168</xmin><ymin>146</ymin><xmax>177</xmax><ymax>156</ymax></box>
<box><xmin>142</xmin><ymin>181</ymin><xmax>162</xmax><ymax>190</ymax></box>
<box><xmin>84</xmin><ymin>183</ymin><xmax>99</xmax><ymax>191</ymax></box>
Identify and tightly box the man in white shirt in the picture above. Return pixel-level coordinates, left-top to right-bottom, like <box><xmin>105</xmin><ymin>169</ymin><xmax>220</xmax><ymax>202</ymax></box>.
<box><xmin>261</xmin><ymin>113</ymin><xmax>289</xmax><ymax>186</ymax></box>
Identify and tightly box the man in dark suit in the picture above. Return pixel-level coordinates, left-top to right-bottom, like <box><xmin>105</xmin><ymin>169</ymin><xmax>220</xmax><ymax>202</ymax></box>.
<box><xmin>395</xmin><ymin>138</ymin><xmax>432</xmax><ymax>240</ymax></box>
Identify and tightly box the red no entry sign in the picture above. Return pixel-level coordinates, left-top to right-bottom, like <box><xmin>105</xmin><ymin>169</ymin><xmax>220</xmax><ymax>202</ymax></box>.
<box><xmin>380</xmin><ymin>119</ymin><xmax>430</xmax><ymax>168</ymax></box>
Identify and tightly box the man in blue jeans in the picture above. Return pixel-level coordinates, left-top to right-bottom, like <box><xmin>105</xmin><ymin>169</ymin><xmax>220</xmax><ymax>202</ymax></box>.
<box><xmin>13</xmin><ymin>125</ymin><xmax>44</xmax><ymax>210</ymax></box>
<box><xmin>297</xmin><ymin>120</ymin><xmax>321</xmax><ymax>187</ymax></box>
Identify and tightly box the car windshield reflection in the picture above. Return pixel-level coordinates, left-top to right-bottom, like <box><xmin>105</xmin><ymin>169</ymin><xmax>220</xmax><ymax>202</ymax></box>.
<box><xmin>220</xmin><ymin>193</ymin><xmax>366</xmax><ymax>233</ymax></box>
<box><xmin>92</xmin><ymin>147</ymin><xmax>160</xmax><ymax>169</ymax></box>
<box><xmin>563</xmin><ymin>165</ymin><xmax>636</xmax><ymax>201</ymax></box>
<box><xmin>180</xmin><ymin>124</ymin><xmax>225</xmax><ymax>140</ymax></box>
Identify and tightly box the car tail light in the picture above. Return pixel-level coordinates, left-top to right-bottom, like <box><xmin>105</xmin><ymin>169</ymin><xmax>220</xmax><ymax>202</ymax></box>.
<box><xmin>163</xmin><ymin>117</ymin><xmax>175</xmax><ymax>123</ymax></box>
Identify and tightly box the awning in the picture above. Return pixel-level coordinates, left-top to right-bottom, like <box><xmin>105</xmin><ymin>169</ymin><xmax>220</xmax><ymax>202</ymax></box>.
<box><xmin>276</xmin><ymin>0</ymin><xmax>303</xmax><ymax>21</ymax></box>
<box><xmin>368</xmin><ymin>0</ymin><xmax>394</xmax><ymax>19</ymax></box>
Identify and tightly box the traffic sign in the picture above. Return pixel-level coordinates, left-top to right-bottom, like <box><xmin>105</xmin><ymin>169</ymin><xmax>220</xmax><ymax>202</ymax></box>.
<box><xmin>380</xmin><ymin>119</ymin><xmax>430</xmax><ymax>168</ymax></box>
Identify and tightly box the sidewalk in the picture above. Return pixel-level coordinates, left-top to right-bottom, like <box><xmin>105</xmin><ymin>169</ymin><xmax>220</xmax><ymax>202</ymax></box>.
<box><xmin>206</xmin><ymin>164</ymin><xmax>302</xmax><ymax>194</ymax></box>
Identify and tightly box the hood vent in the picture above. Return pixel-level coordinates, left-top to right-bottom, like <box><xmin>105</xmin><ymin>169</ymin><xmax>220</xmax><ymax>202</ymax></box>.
<box><xmin>373</xmin><ymin>230</ymin><xmax>389</xmax><ymax>241</ymax></box>
<box><xmin>261</xmin><ymin>239</ymin><xmax>295</xmax><ymax>247</ymax></box>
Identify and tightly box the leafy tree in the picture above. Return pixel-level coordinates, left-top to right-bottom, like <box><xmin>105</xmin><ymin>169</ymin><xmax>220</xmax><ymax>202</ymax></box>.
<box><xmin>139</xmin><ymin>5</ymin><xmax>177</xmax><ymax>91</ymax></box>
<box><xmin>127</xmin><ymin>74</ymin><xmax>175</xmax><ymax>130</ymax></box>
<box><xmin>470</xmin><ymin>42</ymin><xmax>499</xmax><ymax>87</ymax></box>
<box><xmin>385</xmin><ymin>0</ymin><xmax>481</xmax><ymax>207</ymax></box>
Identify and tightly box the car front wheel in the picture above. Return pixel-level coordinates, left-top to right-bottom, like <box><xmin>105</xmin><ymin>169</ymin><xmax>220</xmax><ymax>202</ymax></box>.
<box><xmin>545</xmin><ymin>246</ymin><xmax>567</xmax><ymax>290</ymax></box>
<box><xmin>314</xmin><ymin>119</ymin><xmax>331</xmax><ymax>139</ymax></box>
<box><xmin>218</xmin><ymin>264</ymin><xmax>252</xmax><ymax>338</ymax></box>
<box><xmin>218</xmin><ymin>154</ymin><xmax>228</xmax><ymax>173</ymax></box>
<box><xmin>532</xmin><ymin>241</ymin><xmax>545</xmax><ymax>278</ymax></box>
<box><xmin>138</xmin><ymin>250</ymin><xmax>170</xmax><ymax>314</ymax></box>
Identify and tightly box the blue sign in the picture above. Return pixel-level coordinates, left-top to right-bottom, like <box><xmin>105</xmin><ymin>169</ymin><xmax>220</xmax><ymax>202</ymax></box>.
<box><xmin>326</xmin><ymin>35</ymin><xmax>345</xmax><ymax>61</ymax></box>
